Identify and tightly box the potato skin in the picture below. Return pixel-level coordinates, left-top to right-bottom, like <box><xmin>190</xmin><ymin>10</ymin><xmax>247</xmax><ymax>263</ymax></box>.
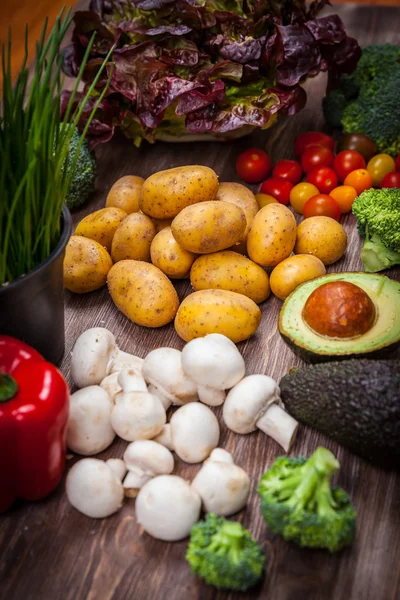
<box><xmin>107</xmin><ymin>260</ymin><xmax>179</xmax><ymax>327</ymax></box>
<box><xmin>215</xmin><ymin>182</ymin><xmax>258</xmax><ymax>238</ymax></box>
<box><xmin>106</xmin><ymin>176</ymin><xmax>144</xmax><ymax>214</ymax></box>
<box><xmin>190</xmin><ymin>251</ymin><xmax>270</xmax><ymax>304</ymax></box>
<box><xmin>152</xmin><ymin>217</ymin><xmax>173</xmax><ymax>233</ymax></box>
<box><xmin>75</xmin><ymin>207</ymin><xmax>127</xmax><ymax>252</ymax></box>
<box><xmin>270</xmin><ymin>254</ymin><xmax>326</xmax><ymax>300</ymax></box>
<box><xmin>64</xmin><ymin>236</ymin><xmax>113</xmax><ymax>293</ymax></box>
<box><xmin>140</xmin><ymin>166</ymin><xmax>219</xmax><ymax>219</ymax></box>
<box><xmin>171</xmin><ymin>201</ymin><xmax>246</xmax><ymax>254</ymax></box>
<box><xmin>247</xmin><ymin>203</ymin><xmax>297</xmax><ymax>267</ymax></box>
<box><xmin>295</xmin><ymin>217</ymin><xmax>347</xmax><ymax>265</ymax></box>
<box><xmin>111</xmin><ymin>212</ymin><xmax>156</xmax><ymax>263</ymax></box>
<box><xmin>150</xmin><ymin>227</ymin><xmax>197</xmax><ymax>279</ymax></box>
<box><xmin>174</xmin><ymin>289</ymin><xmax>261</xmax><ymax>343</ymax></box>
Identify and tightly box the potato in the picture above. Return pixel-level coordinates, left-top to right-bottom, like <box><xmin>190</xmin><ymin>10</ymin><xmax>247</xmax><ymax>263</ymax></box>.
<box><xmin>111</xmin><ymin>212</ymin><xmax>156</xmax><ymax>263</ymax></box>
<box><xmin>150</xmin><ymin>227</ymin><xmax>197</xmax><ymax>279</ymax></box>
<box><xmin>190</xmin><ymin>251</ymin><xmax>270</xmax><ymax>304</ymax></box>
<box><xmin>106</xmin><ymin>176</ymin><xmax>144</xmax><ymax>214</ymax></box>
<box><xmin>152</xmin><ymin>217</ymin><xmax>173</xmax><ymax>233</ymax></box>
<box><xmin>107</xmin><ymin>260</ymin><xmax>179</xmax><ymax>327</ymax></box>
<box><xmin>75</xmin><ymin>207</ymin><xmax>128</xmax><ymax>252</ymax></box>
<box><xmin>140</xmin><ymin>166</ymin><xmax>219</xmax><ymax>219</ymax></box>
<box><xmin>295</xmin><ymin>217</ymin><xmax>347</xmax><ymax>265</ymax></box>
<box><xmin>247</xmin><ymin>203</ymin><xmax>297</xmax><ymax>267</ymax></box>
<box><xmin>215</xmin><ymin>182</ymin><xmax>258</xmax><ymax>238</ymax></box>
<box><xmin>270</xmin><ymin>254</ymin><xmax>326</xmax><ymax>300</ymax></box>
<box><xmin>171</xmin><ymin>201</ymin><xmax>246</xmax><ymax>254</ymax></box>
<box><xmin>64</xmin><ymin>236</ymin><xmax>112</xmax><ymax>293</ymax></box>
<box><xmin>175</xmin><ymin>289</ymin><xmax>261</xmax><ymax>343</ymax></box>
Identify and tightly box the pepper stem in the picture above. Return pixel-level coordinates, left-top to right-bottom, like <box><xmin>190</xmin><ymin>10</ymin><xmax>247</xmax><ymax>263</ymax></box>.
<box><xmin>0</xmin><ymin>373</ymin><xmax>18</xmax><ymax>402</ymax></box>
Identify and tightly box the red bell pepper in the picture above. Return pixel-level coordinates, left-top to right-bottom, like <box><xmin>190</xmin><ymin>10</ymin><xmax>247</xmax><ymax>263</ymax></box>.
<box><xmin>0</xmin><ymin>335</ymin><xmax>69</xmax><ymax>512</ymax></box>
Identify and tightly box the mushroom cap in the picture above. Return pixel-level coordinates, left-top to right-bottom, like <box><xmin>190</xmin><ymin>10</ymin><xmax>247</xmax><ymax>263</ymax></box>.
<box><xmin>207</xmin><ymin>448</ymin><xmax>234</xmax><ymax>464</ymax></box>
<box><xmin>147</xmin><ymin>383</ymin><xmax>171</xmax><ymax>411</ymax></box>
<box><xmin>66</xmin><ymin>458</ymin><xmax>124</xmax><ymax>518</ymax></box>
<box><xmin>181</xmin><ymin>334</ymin><xmax>245</xmax><ymax>391</ymax></box>
<box><xmin>223</xmin><ymin>374</ymin><xmax>280</xmax><ymax>434</ymax></box>
<box><xmin>118</xmin><ymin>368</ymin><xmax>147</xmax><ymax>393</ymax></box>
<box><xmin>111</xmin><ymin>391</ymin><xmax>166</xmax><ymax>441</ymax></box>
<box><xmin>170</xmin><ymin>403</ymin><xmax>220</xmax><ymax>463</ymax></box>
<box><xmin>67</xmin><ymin>386</ymin><xmax>115</xmax><ymax>456</ymax></box>
<box><xmin>100</xmin><ymin>372</ymin><xmax>121</xmax><ymax>402</ymax></box>
<box><xmin>191</xmin><ymin>458</ymin><xmax>250</xmax><ymax>516</ymax></box>
<box><xmin>106</xmin><ymin>458</ymin><xmax>127</xmax><ymax>481</ymax></box>
<box><xmin>71</xmin><ymin>328</ymin><xmax>116</xmax><ymax>388</ymax></box>
<box><xmin>136</xmin><ymin>475</ymin><xmax>201</xmax><ymax>541</ymax></box>
<box><xmin>123</xmin><ymin>440</ymin><xmax>174</xmax><ymax>475</ymax></box>
<box><xmin>142</xmin><ymin>348</ymin><xmax>198</xmax><ymax>405</ymax></box>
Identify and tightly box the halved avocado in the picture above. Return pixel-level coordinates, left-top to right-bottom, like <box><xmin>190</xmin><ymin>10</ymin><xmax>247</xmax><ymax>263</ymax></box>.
<box><xmin>279</xmin><ymin>272</ymin><xmax>400</xmax><ymax>362</ymax></box>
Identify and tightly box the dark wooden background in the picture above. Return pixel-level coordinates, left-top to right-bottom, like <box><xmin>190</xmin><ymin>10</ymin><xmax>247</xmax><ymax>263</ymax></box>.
<box><xmin>1</xmin><ymin>4</ymin><xmax>400</xmax><ymax>600</ymax></box>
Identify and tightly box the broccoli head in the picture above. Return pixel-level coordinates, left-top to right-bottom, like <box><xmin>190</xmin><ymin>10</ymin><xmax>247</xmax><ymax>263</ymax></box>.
<box><xmin>186</xmin><ymin>514</ymin><xmax>264</xmax><ymax>591</ymax></box>
<box><xmin>258</xmin><ymin>447</ymin><xmax>356</xmax><ymax>552</ymax></box>
<box><xmin>64</xmin><ymin>127</ymin><xmax>96</xmax><ymax>210</ymax></box>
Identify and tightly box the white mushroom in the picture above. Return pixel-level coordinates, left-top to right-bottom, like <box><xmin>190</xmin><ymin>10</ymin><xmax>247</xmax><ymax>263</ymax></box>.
<box><xmin>181</xmin><ymin>334</ymin><xmax>245</xmax><ymax>406</ymax></box>
<box><xmin>153</xmin><ymin>424</ymin><xmax>174</xmax><ymax>450</ymax></box>
<box><xmin>67</xmin><ymin>386</ymin><xmax>115</xmax><ymax>456</ymax></box>
<box><xmin>100</xmin><ymin>372</ymin><xmax>121</xmax><ymax>401</ymax></box>
<box><xmin>122</xmin><ymin>440</ymin><xmax>174</xmax><ymax>497</ymax></box>
<box><xmin>142</xmin><ymin>348</ymin><xmax>198</xmax><ymax>409</ymax></box>
<box><xmin>223</xmin><ymin>375</ymin><xmax>298</xmax><ymax>452</ymax></box>
<box><xmin>106</xmin><ymin>458</ymin><xmax>127</xmax><ymax>481</ymax></box>
<box><xmin>155</xmin><ymin>403</ymin><xmax>220</xmax><ymax>464</ymax></box>
<box><xmin>117</xmin><ymin>368</ymin><xmax>148</xmax><ymax>393</ymax></box>
<box><xmin>66</xmin><ymin>458</ymin><xmax>124</xmax><ymax>518</ymax></box>
<box><xmin>191</xmin><ymin>449</ymin><xmax>250</xmax><ymax>516</ymax></box>
<box><xmin>71</xmin><ymin>327</ymin><xmax>143</xmax><ymax>388</ymax></box>
<box><xmin>136</xmin><ymin>475</ymin><xmax>201</xmax><ymax>541</ymax></box>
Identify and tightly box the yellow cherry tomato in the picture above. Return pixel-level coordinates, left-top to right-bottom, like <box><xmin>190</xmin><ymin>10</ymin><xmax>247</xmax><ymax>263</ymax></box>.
<box><xmin>289</xmin><ymin>182</ymin><xmax>319</xmax><ymax>214</ymax></box>
<box><xmin>329</xmin><ymin>185</ymin><xmax>358</xmax><ymax>213</ymax></box>
<box><xmin>255</xmin><ymin>193</ymin><xmax>278</xmax><ymax>208</ymax></box>
<box><xmin>367</xmin><ymin>154</ymin><xmax>396</xmax><ymax>187</ymax></box>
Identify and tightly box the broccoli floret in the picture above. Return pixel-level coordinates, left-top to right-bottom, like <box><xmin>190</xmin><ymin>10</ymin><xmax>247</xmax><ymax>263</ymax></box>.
<box><xmin>186</xmin><ymin>514</ymin><xmax>264</xmax><ymax>591</ymax></box>
<box><xmin>258</xmin><ymin>447</ymin><xmax>356</xmax><ymax>553</ymax></box>
<box><xmin>352</xmin><ymin>188</ymin><xmax>400</xmax><ymax>272</ymax></box>
<box><xmin>64</xmin><ymin>127</ymin><xmax>96</xmax><ymax>210</ymax></box>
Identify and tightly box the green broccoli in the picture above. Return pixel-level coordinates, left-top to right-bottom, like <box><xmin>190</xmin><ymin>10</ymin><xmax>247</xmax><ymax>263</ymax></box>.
<box><xmin>64</xmin><ymin>127</ymin><xmax>96</xmax><ymax>210</ymax></box>
<box><xmin>352</xmin><ymin>187</ymin><xmax>400</xmax><ymax>272</ymax></box>
<box><xmin>257</xmin><ymin>447</ymin><xmax>356</xmax><ymax>553</ymax></box>
<box><xmin>323</xmin><ymin>44</ymin><xmax>400</xmax><ymax>156</ymax></box>
<box><xmin>186</xmin><ymin>514</ymin><xmax>264</xmax><ymax>591</ymax></box>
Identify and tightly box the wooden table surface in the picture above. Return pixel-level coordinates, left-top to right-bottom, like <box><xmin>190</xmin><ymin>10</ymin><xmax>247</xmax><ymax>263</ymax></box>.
<box><xmin>1</xmin><ymin>4</ymin><xmax>400</xmax><ymax>600</ymax></box>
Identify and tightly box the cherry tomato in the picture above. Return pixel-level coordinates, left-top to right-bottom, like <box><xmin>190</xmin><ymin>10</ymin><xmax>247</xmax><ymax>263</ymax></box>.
<box><xmin>289</xmin><ymin>182</ymin><xmax>319</xmax><ymax>214</ymax></box>
<box><xmin>301</xmin><ymin>146</ymin><xmax>334</xmax><ymax>173</ymax></box>
<box><xmin>236</xmin><ymin>148</ymin><xmax>271</xmax><ymax>183</ymax></box>
<box><xmin>272</xmin><ymin>159</ymin><xmax>302</xmax><ymax>185</ymax></box>
<box><xmin>255</xmin><ymin>193</ymin><xmax>278</xmax><ymax>208</ymax></box>
<box><xmin>336</xmin><ymin>133</ymin><xmax>376</xmax><ymax>162</ymax></box>
<box><xmin>303</xmin><ymin>194</ymin><xmax>341</xmax><ymax>221</ymax></box>
<box><xmin>329</xmin><ymin>185</ymin><xmax>358</xmax><ymax>213</ymax></box>
<box><xmin>395</xmin><ymin>154</ymin><xmax>400</xmax><ymax>172</ymax></box>
<box><xmin>380</xmin><ymin>171</ymin><xmax>400</xmax><ymax>188</ymax></box>
<box><xmin>344</xmin><ymin>169</ymin><xmax>373</xmax><ymax>195</ymax></box>
<box><xmin>306</xmin><ymin>167</ymin><xmax>338</xmax><ymax>194</ymax></box>
<box><xmin>366</xmin><ymin>154</ymin><xmax>396</xmax><ymax>187</ymax></box>
<box><xmin>333</xmin><ymin>150</ymin><xmax>366</xmax><ymax>182</ymax></box>
<box><xmin>260</xmin><ymin>177</ymin><xmax>293</xmax><ymax>205</ymax></box>
<box><xmin>294</xmin><ymin>132</ymin><xmax>335</xmax><ymax>157</ymax></box>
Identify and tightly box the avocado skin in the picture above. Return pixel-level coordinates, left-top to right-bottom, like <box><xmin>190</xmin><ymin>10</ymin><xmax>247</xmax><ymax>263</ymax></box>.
<box><xmin>280</xmin><ymin>359</ymin><xmax>400</xmax><ymax>469</ymax></box>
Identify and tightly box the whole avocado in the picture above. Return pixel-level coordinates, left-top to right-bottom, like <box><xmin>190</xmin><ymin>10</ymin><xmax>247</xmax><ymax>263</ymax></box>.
<box><xmin>280</xmin><ymin>359</ymin><xmax>400</xmax><ymax>469</ymax></box>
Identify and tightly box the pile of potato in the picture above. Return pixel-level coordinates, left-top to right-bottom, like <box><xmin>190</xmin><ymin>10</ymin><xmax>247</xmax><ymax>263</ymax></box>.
<box><xmin>63</xmin><ymin>166</ymin><xmax>347</xmax><ymax>343</ymax></box>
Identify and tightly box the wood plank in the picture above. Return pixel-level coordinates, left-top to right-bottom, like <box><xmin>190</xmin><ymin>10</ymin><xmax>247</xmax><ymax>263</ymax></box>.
<box><xmin>1</xmin><ymin>4</ymin><xmax>400</xmax><ymax>600</ymax></box>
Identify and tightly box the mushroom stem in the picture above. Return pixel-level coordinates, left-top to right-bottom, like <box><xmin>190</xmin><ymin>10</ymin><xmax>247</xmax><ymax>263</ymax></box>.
<box><xmin>106</xmin><ymin>459</ymin><xmax>127</xmax><ymax>481</ymax></box>
<box><xmin>118</xmin><ymin>368</ymin><xmax>147</xmax><ymax>393</ymax></box>
<box><xmin>110</xmin><ymin>350</ymin><xmax>144</xmax><ymax>374</ymax></box>
<box><xmin>197</xmin><ymin>385</ymin><xmax>226</xmax><ymax>407</ymax></box>
<box><xmin>153</xmin><ymin>424</ymin><xmax>173</xmax><ymax>450</ymax></box>
<box><xmin>256</xmin><ymin>403</ymin><xmax>298</xmax><ymax>452</ymax></box>
<box><xmin>123</xmin><ymin>469</ymin><xmax>152</xmax><ymax>498</ymax></box>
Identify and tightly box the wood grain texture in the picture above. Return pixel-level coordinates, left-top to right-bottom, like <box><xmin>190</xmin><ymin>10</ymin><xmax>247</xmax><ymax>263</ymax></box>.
<box><xmin>1</xmin><ymin>4</ymin><xmax>400</xmax><ymax>600</ymax></box>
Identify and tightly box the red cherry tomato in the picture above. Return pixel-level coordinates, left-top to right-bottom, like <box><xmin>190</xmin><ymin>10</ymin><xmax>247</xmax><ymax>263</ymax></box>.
<box><xmin>236</xmin><ymin>148</ymin><xmax>271</xmax><ymax>183</ymax></box>
<box><xmin>380</xmin><ymin>171</ymin><xmax>400</xmax><ymax>188</ymax></box>
<box><xmin>301</xmin><ymin>146</ymin><xmax>334</xmax><ymax>173</ymax></box>
<box><xmin>294</xmin><ymin>132</ymin><xmax>335</xmax><ymax>157</ymax></box>
<box><xmin>395</xmin><ymin>154</ymin><xmax>400</xmax><ymax>172</ymax></box>
<box><xmin>333</xmin><ymin>150</ymin><xmax>366</xmax><ymax>182</ymax></box>
<box><xmin>272</xmin><ymin>159</ymin><xmax>302</xmax><ymax>185</ymax></box>
<box><xmin>260</xmin><ymin>177</ymin><xmax>293</xmax><ymax>205</ymax></box>
<box><xmin>306</xmin><ymin>166</ymin><xmax>338</xmax><ymax>194</ymax></box>
<box><xmin>303</xmin><ymin>194</ymin><xmax>341</xmax><ymax>221</ymax></box>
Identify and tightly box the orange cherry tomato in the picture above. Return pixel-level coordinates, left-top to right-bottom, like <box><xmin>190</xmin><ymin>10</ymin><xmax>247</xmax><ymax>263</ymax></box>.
<box><xmin>329</xmin><ymin>185</ymin><xmax>358</xmax><ymax>213</ymax></box>
<box><xmin>343</xmin><ymin>169</ymin><xmax>373</xmax><ymax>195</ymax></box>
